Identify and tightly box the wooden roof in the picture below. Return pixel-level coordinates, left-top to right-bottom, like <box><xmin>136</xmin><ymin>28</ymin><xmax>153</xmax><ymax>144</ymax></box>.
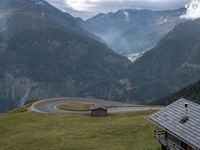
<box><xmin>149</xmin><ymin>98</ymin><xmax>200</xmax><ymax>149</ymax></box>
<box><xmin>91</xmin><ymin>105</ymin><xmax>107</xmax><ymax>111</ymax></box>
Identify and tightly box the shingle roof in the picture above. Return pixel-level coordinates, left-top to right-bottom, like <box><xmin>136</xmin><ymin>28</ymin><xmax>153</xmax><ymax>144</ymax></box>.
<box><xmin>91</xmin><ymin>105</ymin><xmax>107</xmax><ymax>111</ymax></box>
<box><xmin>149</xmin><ymin>98</ymin><xmax>200</xmax><ymax>150</ymax></box>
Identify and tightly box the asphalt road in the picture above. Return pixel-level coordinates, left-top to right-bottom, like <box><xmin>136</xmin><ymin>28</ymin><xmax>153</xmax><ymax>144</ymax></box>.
<box><xmin>30</xmin><ymin>98</ymin><xmax>160</xmax><ymax>114</ymax></box>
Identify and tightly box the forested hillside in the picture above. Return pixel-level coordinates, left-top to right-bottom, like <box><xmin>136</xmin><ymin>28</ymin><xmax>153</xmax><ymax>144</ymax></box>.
<box><xmin>127</xmin><ymin>19</ymin><xmax>200</xmax><ymax>102</ymax></box>
<box><xmin>153</xmin><ymin>81</ymin><xmax>200</xmax><ymax>105</ymax></box>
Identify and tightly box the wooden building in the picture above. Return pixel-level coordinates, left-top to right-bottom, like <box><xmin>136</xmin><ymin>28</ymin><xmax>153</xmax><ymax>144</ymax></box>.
<box><xmin>150</xmin><ymin>98</ymin><xmax>200</xmax><ymax>150</ymax></box>
<box><xmin>91</xmin><ymin>106</ymin><xmax>107</xmax><ymax>117</ymax></box>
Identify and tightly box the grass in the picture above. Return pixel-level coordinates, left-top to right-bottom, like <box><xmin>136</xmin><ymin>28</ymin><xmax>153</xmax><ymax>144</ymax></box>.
<box><xmin>57</xmin><ymin>103</ymin><xmax>92</xmax><ymax>111</ymax></box>
<box><xmin>0</xmin><ymin>110</ymin><xmax>160</xmax><ymax>150</ymax></box>
<box><xmin>56</xmin><ymin>103</ymin><xmax>136</xmax><ymax>111</ymax></box>
<box><xmin>9</xmin><ymin>98</ymin><xmax>38</xmax><ymax>113</ymax></box>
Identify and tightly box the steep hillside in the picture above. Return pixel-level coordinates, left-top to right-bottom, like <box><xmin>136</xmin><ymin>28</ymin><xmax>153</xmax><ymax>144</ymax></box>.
<box><xmin>127</xmin><ymin>19</ymin><xmax>200</xmax><ymax>102</ymax></box>
<box><xmin>81</xmin><ymin>8</ymin><xmax>185</xmax><ymax>56</ymax></box>
<box><xmin>153</xmin><ymin>81</ymin><xmax>200</xmax><ymax>105</ymax></box>
<box><xmin>0</xmin><ymin>0</ymin><xmax>130</xmax><ymax>112</ymax></box>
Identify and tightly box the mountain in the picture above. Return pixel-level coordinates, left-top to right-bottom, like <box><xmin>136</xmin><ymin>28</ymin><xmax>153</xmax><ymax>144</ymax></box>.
<box><xmin>0</xmin><ymin>0</ymin><xmax>131</xmax><ymax>112</ymax></box>
<box><xmin>153</xmin><ymin>80</ymin><xmax>200</xmax><ymax>105</ymax></box>
<box><xmin>126</xmin><ymin>19</ymin><xmax>200</xmax><ymax>102</ymax></box>
<box><xmin>80</xmin><ymin>8</ymin><xmax>185</xmax><ymax>56</ymax></box>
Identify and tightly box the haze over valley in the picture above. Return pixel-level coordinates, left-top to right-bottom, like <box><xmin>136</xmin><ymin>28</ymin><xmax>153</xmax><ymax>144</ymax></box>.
<box><xmin>1</xmin><ymin>0</ymin><xmax>200</xmax><ymax>112</ymax></box>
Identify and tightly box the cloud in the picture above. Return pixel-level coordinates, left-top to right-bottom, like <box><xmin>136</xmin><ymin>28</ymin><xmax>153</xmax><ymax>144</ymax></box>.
<box><xmin>64</xmin><ymin>0</ymin><xmax>96</xmax><ymax>11</ymax></box>
<box><xmin>181</xmin><ymin>0</ymin><xmax>200</xmax><ymax>20</ymax></box>
<box><xmin>46</xmin><ymin>0</ymin><xmax>190</xmax><ymax>19</ymax></box>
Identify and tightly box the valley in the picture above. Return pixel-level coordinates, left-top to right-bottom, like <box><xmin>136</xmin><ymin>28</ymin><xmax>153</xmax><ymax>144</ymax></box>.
<box><xmin>1</xmin><ymin>0</ymin><xmax>200</xmax><ymax>113</ymax></box>
<box><xmin>81</xmin><ymin>8</ymin><xmax>185</xmax><ymax>56</ymax></box>
<box><xmin>1</xmin><ymin>0</ymin><xmax>200</xmax><ymax>150</ymax></box>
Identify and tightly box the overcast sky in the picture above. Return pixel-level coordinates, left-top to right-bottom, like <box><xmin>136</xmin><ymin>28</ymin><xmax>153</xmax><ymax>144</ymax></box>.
<box><xmin>46</xmin><ymin>0</ymin><xmax>191</xmax><ymax>19</ymax></box>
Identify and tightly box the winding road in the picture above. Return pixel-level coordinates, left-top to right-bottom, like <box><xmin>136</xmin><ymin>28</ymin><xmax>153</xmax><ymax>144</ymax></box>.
<box><xmin>30</xmin><ymin>97</ymin><xmax>161</xmax><ymax>114</ymax></box>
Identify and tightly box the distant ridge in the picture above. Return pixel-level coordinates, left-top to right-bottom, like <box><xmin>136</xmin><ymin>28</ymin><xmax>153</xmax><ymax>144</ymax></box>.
<box><xmin>81</xmin><ymin>8</ymin><xmax>186</xmax><ymax>55</ymax></box>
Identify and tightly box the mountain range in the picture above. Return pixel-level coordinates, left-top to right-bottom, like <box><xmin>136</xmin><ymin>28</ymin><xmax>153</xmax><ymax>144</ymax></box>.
<box><xmin>80</xmin><ymin>8</ymin><xmax>185</xmax><ymax>56</ymax></box>
<box><xmin>1</xmin><ymin>0</ymin><xmax>200</xmax><ymax>112</ymax></box>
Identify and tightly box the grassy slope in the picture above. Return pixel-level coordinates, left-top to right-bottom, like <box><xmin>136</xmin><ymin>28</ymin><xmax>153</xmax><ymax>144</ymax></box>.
<box><xmin>0</xmin><ymin>111</ymin><xmax>159</xmax><ymax>150</ymax></box>
<box><xmin>57</xmin><ymin>103</ymin><xmax>92</xmax><ymax>111</ymax></box>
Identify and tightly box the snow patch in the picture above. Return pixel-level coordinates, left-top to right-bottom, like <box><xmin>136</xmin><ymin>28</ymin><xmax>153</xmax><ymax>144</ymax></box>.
<box><xmin>181</xmin><ymin>62</ymin><xmax>200</xmax><ymax>69</ymax></box>
<box><xmin>35</xmin><ymin>1</ymin><xmax>45</xmax><ymax>17</ymax></box>
<box><xmin>124</xmin><ymin>11</ymin><xmax>130</xmax><ymax>21</ymax></box>
<box><xmin>128</xmin><ymin>52</ymin><xmax>145</xmax><ymax>62</ymax></box>
<box><xmin>35</xmin><ymin>1</ymin><xmax>44</xmax><ymax>5</ymax></box>
<box><xmin>159</xmin><ymin>17</ymin><xmax>168</xmax><ymax>24</ymax></box>
<box><xmin>98</xmin><ymin>14</ymin><xmax>107</xmax><ymax>19</ymax></box>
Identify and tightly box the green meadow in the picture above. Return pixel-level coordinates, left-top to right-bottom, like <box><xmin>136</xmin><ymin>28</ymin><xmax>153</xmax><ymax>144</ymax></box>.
<box><xmin>0</xmin><ymin>110</ymin><xmax>159</xmax><ymax>150</ymax></box>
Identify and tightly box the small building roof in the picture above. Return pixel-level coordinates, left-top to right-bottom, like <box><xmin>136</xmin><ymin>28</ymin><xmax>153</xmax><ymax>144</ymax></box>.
<box><xmin>91</xmin><ymin>105</ymin><xmax>107</xmax><ymax>111</ymax></box>
<box><xmin>149</xmin><ymin>98</ymin><xmax>200</xmax><ymax>150</ymax></box>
